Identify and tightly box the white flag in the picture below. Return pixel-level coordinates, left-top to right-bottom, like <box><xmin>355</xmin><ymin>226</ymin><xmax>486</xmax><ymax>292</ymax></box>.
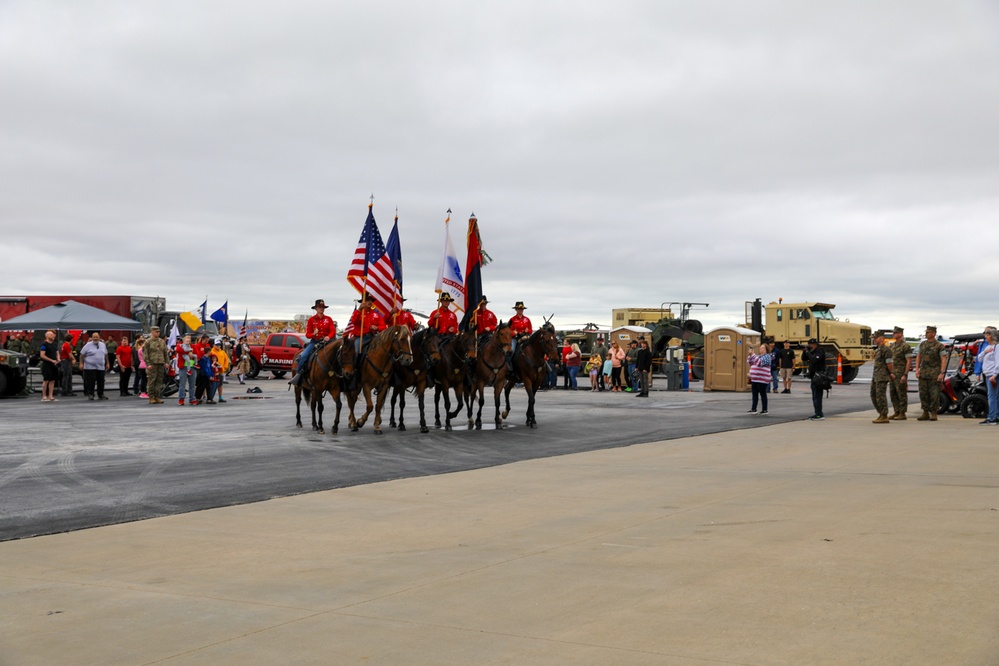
<box><xmin>167</xmin><ymin>318</ymin><xmax>180</xmax><ymax>348</ymax></box>
<box><xmin>434</xmin><ymin>216</ymin><xmax>465</xmax><ymax>312</ymax></box>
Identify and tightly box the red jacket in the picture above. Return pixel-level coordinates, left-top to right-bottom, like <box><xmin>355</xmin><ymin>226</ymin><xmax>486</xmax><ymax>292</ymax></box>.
<box><xmin>474</xmin><ymin>308</ymin><xmax>498</xmax><ymax>334</ymax></box>
<box><xmin>348</xmin><ymin>308</ymin><xmax>385</xmax><ymax>336</ymax></box>
<box><xmin>306</xmin><ymin>313</ymin><xmax>335</xmax><ymax>341</ymax></box>
<box><xmin>428</xmin><ymin>306</ymin><xmax>459</xmax><ymax>334</ymax></box>
<box><xmin>388</xmin><ymin>309</ymin><xmax>418</xmax><ymax>332</ymax></box>
<box><xmin>510</xmin><ymin>313</ymin><xmax>533</xmax><ymax>335</ymax></box>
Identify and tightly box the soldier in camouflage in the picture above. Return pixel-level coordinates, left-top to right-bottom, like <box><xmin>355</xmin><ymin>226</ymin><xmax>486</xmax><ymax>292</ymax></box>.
<box><xmin>914</xmin><ymin>325</ymin><xmax>946</xmax><ymax>421</ymax></box>
<box><xmin>870</xmin><ymin>330</ymin><xmax>892</xmax><ymax>423</ymax></box>
<box><xmin>887</xmin><ymin>326</ymin><xmax>912</xmax><ymax>420</ymax></box>
<box><xmin>143</xmin><ymin>325</ymin><xmax>169</xmax><ymax>404</ymax></box>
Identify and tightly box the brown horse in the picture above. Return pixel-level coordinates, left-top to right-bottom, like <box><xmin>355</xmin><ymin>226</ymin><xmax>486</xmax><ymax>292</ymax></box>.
<box><xmin>466</xmin><ymin>322</ymin><xmax>514</xmax><ymax>429</ymax></box>
<box><xmin>294</xmin><ymin>339</ymin><xmax>356</xmax><ymax>434</ymax></box>
<box><xmin>502</xmin><ymin>322</ymin><xmax>559</xmax><ymax>428</ymax></box>
<box><xmin>432</xmin><ymin>330</ymin><xmax>475</xmax><ymax>430</ymax></box>
<box><xmin>346</xmin><ymin>325</ymin><xmax>414</xmax><ymax>434</ymax></box>
<box><xmin>387</xmin><ymin>327</ymin><xmax>441</xmax><ymax>433</ymax></box>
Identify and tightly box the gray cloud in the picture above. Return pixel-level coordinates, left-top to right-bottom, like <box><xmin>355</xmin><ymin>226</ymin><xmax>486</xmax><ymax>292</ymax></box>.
<box><xmin>2</xmin><ymin>1</ymin><xmax>998</xmax><ymax>335</ymax></box>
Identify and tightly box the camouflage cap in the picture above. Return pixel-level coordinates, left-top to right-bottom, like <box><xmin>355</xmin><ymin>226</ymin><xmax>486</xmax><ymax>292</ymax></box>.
<box><xmin>925</xmin><ymin>325</ymin><xmax>937</xmax><ymax>332</ymax></box>
<box><xmin>150</xmin><ymin>325</ymin><xmax>160</xmax><ymax>331</ymax></box>
<box><xmin>893</xmin><ymin>326</ymin><xmax>904</xmax><ymax>334</ymax></box>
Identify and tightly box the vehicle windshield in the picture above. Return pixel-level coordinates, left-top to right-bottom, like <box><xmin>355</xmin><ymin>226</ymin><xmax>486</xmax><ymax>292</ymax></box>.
<box><xmin>811</xmin><ymin>308</ymin><xmax>835</xmax><ymax>320</ymax></box>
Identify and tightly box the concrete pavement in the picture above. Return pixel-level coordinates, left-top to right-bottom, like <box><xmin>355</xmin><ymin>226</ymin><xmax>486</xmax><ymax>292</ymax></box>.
<box><xmin>2</xmin><ymin>412</ymin><xmax>998</xmax><ymax>665</ymax></box>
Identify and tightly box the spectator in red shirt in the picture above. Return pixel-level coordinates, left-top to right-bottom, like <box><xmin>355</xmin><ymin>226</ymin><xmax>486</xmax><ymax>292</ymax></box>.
<box><xmin>116</xmin><ymin>337</ymin><xmax>134</xmax><ymax>396</ymax></box>
<box><xmin>60</xmin><ymin>334</ymin><xmax>76</xmax><ymax>396</ymax></box>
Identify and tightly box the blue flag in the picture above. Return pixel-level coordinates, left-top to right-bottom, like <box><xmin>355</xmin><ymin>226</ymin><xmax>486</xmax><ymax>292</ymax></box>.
<box><xmin>385</xmin><ymin>218</ymin><xmax>403</xmax><ymax>307</ymax></box>
<box><xmin>210</xmin><ymin>301</ymin><xmax>228</xmax><ymax>327</ymax></box>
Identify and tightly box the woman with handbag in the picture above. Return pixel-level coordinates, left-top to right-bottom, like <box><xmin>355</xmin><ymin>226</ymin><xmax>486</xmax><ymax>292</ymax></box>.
<box><xmin>747</xmin><ymin>343</ymin><xmax>773</xmax><ymax>415</ymax></box>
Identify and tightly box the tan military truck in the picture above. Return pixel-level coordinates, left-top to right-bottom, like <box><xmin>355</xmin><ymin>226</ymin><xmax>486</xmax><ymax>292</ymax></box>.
<box><xmin>746</xmin><ymin>299</ymin><xmax>873</xmax><ymax>383</ymax></box>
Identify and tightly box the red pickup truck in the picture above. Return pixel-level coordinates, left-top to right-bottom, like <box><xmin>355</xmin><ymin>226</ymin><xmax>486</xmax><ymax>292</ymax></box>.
<box><xmin>245</xmin><ymin>333</ymin><xmax>307</xmax><ymax>379</ymax></box>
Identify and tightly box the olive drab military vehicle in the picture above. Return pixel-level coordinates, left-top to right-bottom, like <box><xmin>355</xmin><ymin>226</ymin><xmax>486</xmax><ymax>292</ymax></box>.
<box><xmin>746</xmin><ymin>298</ymin><xmax>872</xmax><ymax>383</ymax></box>
<box><xmin>0</xmin><ymin>348</ymin><xmax>29</xmax><ymax>396</ymax></box>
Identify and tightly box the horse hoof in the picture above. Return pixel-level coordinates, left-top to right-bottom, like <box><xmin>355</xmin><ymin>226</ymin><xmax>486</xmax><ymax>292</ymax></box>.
<box><xmin>420</xmin><ymin>426</ymin><xmax>429</xmax><ymax>433</ymax></box>
<box><xmin>296</xmin><ymin>423</ymin><xmax>302</xmax><ymax>429</ymax></box>
<box><xmin>398</xmin><ymin>424</ymin><xmax>406</xmax><ymax>431</ymax></box>
<box><xmin>445</xmin><ymin>424</ymin><xmax>452</xmax><ymax>431</ymax></box>
<box><xmin>351</xmin><ymin>426</ymin><xmax>359</xmax><ymax>432</ymax></box>
<box><xmin>389</xmin><ymin>419</ymin><xmax>396</xmax><ymax>427</ymax></box>
<box><xmin>374</xmin><ymin>429</ymin><xmax>382</xmax><ymax>435</ymax></box>
<box><xmin>331</xmin><ymin>427</ymin><xmax>338</xmax><ymax>435</ymax></box>
<box><xmin>475</xmin><ymin>423</ymin><xmax>482</xmax><ymax>430</ymax></box>
<box><xmin>318</xmin><ymin>428</ymin><xmax>325</xmax><ymax>434</ymax></box>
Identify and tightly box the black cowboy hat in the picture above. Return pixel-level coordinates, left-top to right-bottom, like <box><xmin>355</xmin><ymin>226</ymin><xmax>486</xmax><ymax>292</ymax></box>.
<box><xmin>478</xmin><ymin>296</ymin><xmax>489</xmax><ymax>305</ymax></box>
<box><xmin>438</xmin><ymin>293</ymin><xmax>454</xmax><ymax>302</ymax></box>
<box><xmin>512</xmin><ymin>301</ymin><xmax>526</xmax><ymax>309</ymax></box>
<box><xmin>312</xmin><ymin>299</ymin><xmax>327</xmax><ymax>309</ymax></box>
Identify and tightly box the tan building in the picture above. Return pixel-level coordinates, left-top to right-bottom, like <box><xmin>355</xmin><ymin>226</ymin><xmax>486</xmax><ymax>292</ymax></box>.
<box><xmin>611</xmin><ymin>307</ymin><xmax>673</xmax><ymax>330</ymax></box>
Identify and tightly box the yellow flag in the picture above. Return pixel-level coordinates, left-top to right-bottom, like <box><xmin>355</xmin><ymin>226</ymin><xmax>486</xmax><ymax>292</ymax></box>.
<box><xmin>179</xmin><ymin>311</ymin><xmax>202</xmax><ymax>330</ymax></box>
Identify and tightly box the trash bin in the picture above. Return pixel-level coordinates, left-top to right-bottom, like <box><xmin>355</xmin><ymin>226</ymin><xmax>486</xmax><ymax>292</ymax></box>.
<box><xmin>666</xmin><ymin>357</ymin><xmax>683</xmax><ymax>390</ymax></box>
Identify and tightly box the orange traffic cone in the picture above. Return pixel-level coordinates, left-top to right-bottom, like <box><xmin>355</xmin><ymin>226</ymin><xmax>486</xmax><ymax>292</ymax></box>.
<box><xmin>836</xmin><ymin>354</ymin><xmax>843</xmax><ymax>384</ymax></box>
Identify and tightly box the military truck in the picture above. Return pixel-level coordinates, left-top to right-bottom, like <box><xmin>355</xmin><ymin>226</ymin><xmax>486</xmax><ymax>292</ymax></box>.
<box><xmin>746</xmin><ymin>298</ymin><xmax>872</xmax><ymax>383</ymax></box>
<box><xmin>644</xmin><ymin>303</ymin><xmax>709</xmax><ymax>380</ymax></box>
<box><xmin>0</xmin><ymin>348</ymin><xmax>29</xmax><ymax>397</ymax></box>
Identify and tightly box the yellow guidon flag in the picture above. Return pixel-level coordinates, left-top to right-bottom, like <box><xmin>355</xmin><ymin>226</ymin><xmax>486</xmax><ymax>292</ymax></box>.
<box><xmin>179</xmin><ymin>299</ymin><xmax>207</xmax><ymax>330</ymax></box>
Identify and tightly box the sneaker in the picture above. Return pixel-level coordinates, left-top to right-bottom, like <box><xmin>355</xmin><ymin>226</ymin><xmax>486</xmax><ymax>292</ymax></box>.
<box><xmin>191</xmin><ymin>400</ymin><xmax>199</xmax><ymax>406</ymax></box>
<box><xmin>178</xmin><ymin>399</ymin><xmax>185</xmax><ymax>405</ymax></box>
<box><xmin>760</xmin><ymin>410</ymin><xmax>768</xmax><ymax>415</ymax></box>
<box><xmin>979</xmin><ymin>419</ymin><xmax>997</xmax><ymax>425</ymax></box>
<box><xmin>808</xmin><ymin>415</ymin><xmax>825</xmax><ymax>421</ymax></box>
<box><xmin>140</xmin><ymin>393</ymin><xmax>148</xmax><ymax>399</ymax></box>
<box><xmin>217</xmin><ymin>398</ymin><xmax>226</xmax><ymax>403</ymax></box>
<box><xmin>206</xmin><ymin>399</ymin><xmax>216</xmax><ymax>405</ymax></box>
<box><xmin>624</xmin><ymin>387</ymin><xmax>633</xmax><ymax>392</ymax></box>
<box><xmin>747</xmin><ymin>409</ymin><xmax>757</xmax><ymax>414</ymax></box>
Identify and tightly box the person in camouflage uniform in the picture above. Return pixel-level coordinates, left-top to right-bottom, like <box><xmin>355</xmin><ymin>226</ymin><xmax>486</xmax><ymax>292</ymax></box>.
<box><xmin>143</xmin><ymin>325</ymin><xmax>169</xmax><ymax>404</ymax></box>
<box><xmin>887</xmin><ymin>326</ymin><xmax>912</xmax><ymax>420</ymax></box>
<box><xmin>870</xmin><ymin>331</ymin><xmax>892</xmax><ymax>423</ymax></box>
<box><xmin>914</xmin><ymin>325</ymin><xmax>947</xmax><ymax>421</ymax></box>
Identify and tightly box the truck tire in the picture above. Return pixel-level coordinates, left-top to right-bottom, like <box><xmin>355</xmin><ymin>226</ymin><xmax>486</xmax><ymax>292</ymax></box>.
<box><xmin>682</xmin><ymin>319</ymin><xmax>703</xmax><ymax>335</ymax></box>
<box><xmin>272</xmin><ymin>370</ymin><xmax>286</xmax><ymax>379</ymax></box>
<box><xmin>0</xmin><ymin>369</ymin><xmax>7</xmax><ymax>396</ymax></box>
<box><xmin>840</xmin><ymin>365</ymin><xmax>860</xmax><ymax>384</ymax></box>
<box><xmin>691</xmin><ymin>350</ymin><xmax>705</xmax><ymax>381</ymax></box>
<box><xmin>960</xmin><ymin>394</ymin><xmax>987</xmax><ymax>419</ymax></box>
<box><xmin>246</xmin><ymin>356</ymin><xmax>260</xmax><ymax>379</ymax></box>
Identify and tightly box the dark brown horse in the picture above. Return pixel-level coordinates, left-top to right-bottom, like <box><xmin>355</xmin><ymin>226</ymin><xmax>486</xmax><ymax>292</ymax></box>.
<box><xmin>466</xmin><ymin>322</ymin><xmax>514</xmax><ymax>429</ymax></box>
<box><xmin>432</xmin><ymin>330</ymin><xmax>475</xmax><ymax>431</ymax></box>
<box><xmin>346</xmin><ymin>325</ymin><xmax>414</xmax><ymax>434</ymax></box>
<box><xmin>387</xmin><ymin>327</ymin><xmax>441</xmax><ymax>433</ymax></box>
<box><xmin>502</xmin><ymin>322</ymin><xmax>559</xmax><ymax>428</ymax></box>
<box><xmin>294</xmin><ymin>339</ymin><xmax>356</xmax><ymax>434</ymax></box>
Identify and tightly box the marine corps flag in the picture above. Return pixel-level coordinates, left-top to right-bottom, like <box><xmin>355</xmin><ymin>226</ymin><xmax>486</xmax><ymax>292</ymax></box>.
<box><xmin>459</xmin><ymin>213</ymin><xmax>487</xmax><ymax>331</ymax></box>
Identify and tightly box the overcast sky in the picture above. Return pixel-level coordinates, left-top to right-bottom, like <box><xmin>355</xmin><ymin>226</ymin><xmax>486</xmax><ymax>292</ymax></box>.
<box><xmin>3</xmin><ymin>1</ymin><xmax>998</xmax><ymax>336</ymax></box>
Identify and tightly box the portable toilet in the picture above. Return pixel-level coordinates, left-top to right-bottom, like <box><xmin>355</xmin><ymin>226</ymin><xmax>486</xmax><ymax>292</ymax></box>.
<box><xmin>703</xmin><ymin>326</ymin><xmax>761</xmax><ymax>392</ymax></box>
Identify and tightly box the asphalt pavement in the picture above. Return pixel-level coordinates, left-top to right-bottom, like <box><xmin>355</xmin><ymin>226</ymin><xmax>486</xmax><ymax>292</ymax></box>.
<box><xmin>1</xmin><ymin>373</ymin><xmax>881</xmax><ymax>541</ymax></box>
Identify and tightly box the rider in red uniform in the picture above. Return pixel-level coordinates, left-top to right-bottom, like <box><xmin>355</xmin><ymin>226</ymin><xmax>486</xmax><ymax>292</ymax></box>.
<box><xmin>388</xmin><ymin>300</ymin><xmax>418</xmax><ymax>332</ymax></box>
<box><xmin>348</xmin><ymin>293</ymin><xmax>386</xmax><ymax>339</ymax></box>
<box><xmin>290</xmin><ymin>299</ymin><xmax>336</xmax><ymax>386</ymax></box>
<box><xmin>474</xmin><ymin>297</ymin><xmax>498</xmax><ymax>335</ymax></box>
<box><xmin>507</xmin><ymin>301</ymin><xmax>534</xmax><ymax>375</ymax></box>
<box><xmin>428</xmin><ymin>293</ymin><xmax>459</xmax><ymax>335</ymax></box>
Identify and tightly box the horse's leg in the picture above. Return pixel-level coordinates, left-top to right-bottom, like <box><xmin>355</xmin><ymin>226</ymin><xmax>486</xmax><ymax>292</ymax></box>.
<box><xmin>347</xmin><ymin>388</ymin><xmax>359</xmax><ymax>431</ymax></box>
<box><xmin>373</xmin><ymin>382</ymin><xmax>389</xmax><ymax>434</ymax></box>
<box><xmin>502</xmin><ymin>380</ymin><xmax>513</xmax><ymax>420</ymax></box>
<box><xmin>357</xmin><ymin>385</ymin><xmax>374</xmax><ymax>429</ymax></box>
<box><xmin>295</xmin><ymin>387</ymin><xmax>303</xmax><ymax>428</ymax></box>
<box><xmin>434</xmin><ymin>384</ymin><xmax>442</xmax><ymax>427</ymax></box>
<box><xmin>417</xmin><ymin>383</ymin><xmax>429</xmax><ymax>433</ymax></box>
<box><xmin>442</xmin><ymin>382</ymin><xmax>453</xmax><ymax>431</ymax></box>
<box><xmin>310</xmin><ymin>392</ymin><xmax>321</xmax><ymax>433</ymax></box>
<box><xmin>527</xmin><ymin>382</ymin><xmax>537</xmax><ymax>428</ymax></box>
<box><xmin>331</xmin><ymin>388</ymin><xmax>341</xmax><ymax>435</ymax></box>
<box><xmin>397</xmin><ymin>388</ymin><xmax>406</xmax><ymax>431</ymax></box>
<box><xmin>493</xmin><ymin>383</ymin><xmax>504</xmax><ymax>428</ymax></box>
<box><xmin>474</xmin><ymin>384</ymin><xmax>485</xmax><ymax>429</ymax></box>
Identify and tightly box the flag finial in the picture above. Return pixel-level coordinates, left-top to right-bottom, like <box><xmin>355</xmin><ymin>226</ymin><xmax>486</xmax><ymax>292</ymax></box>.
<box><xmin>369</xmin><ymin>193</ymin><xmax>374</xmax><ymax>208</ymax></box>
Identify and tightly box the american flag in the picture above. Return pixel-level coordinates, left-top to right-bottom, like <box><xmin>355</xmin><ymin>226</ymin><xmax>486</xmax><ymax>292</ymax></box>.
<box><xmin>346</xmin><ymin>206</ymin><xmax>397</xmax><ymax>314</ymax></box>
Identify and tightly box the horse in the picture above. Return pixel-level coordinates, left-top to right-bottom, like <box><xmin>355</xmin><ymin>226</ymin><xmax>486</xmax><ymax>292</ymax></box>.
<box><xmin>431</xmin><ymin>329</ymin><xmax>475</xmax><ymax>431</ymax></box>
<box><xmin>345</xmin><ymin>325</ymin><xmax>414</xmax><ymax>434</ymax></box>
<box><xmin>502</xmin><ymin>322</ymin><xmax>560</xmax><ymax>428</ymax></box>
<box><xmin>293</xmin><ymin>339</ymin><xmax>356</xmax><ymax>434</ymax></box>
<box><xmin>387</xmin><ymin>327</ymin><xmax>441</xmax><ymax>433</ymax></box>
<box><xmin>465</xmin><ymin>322</ymin><xmax>514</xmax><ymax>429</ymax></box>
